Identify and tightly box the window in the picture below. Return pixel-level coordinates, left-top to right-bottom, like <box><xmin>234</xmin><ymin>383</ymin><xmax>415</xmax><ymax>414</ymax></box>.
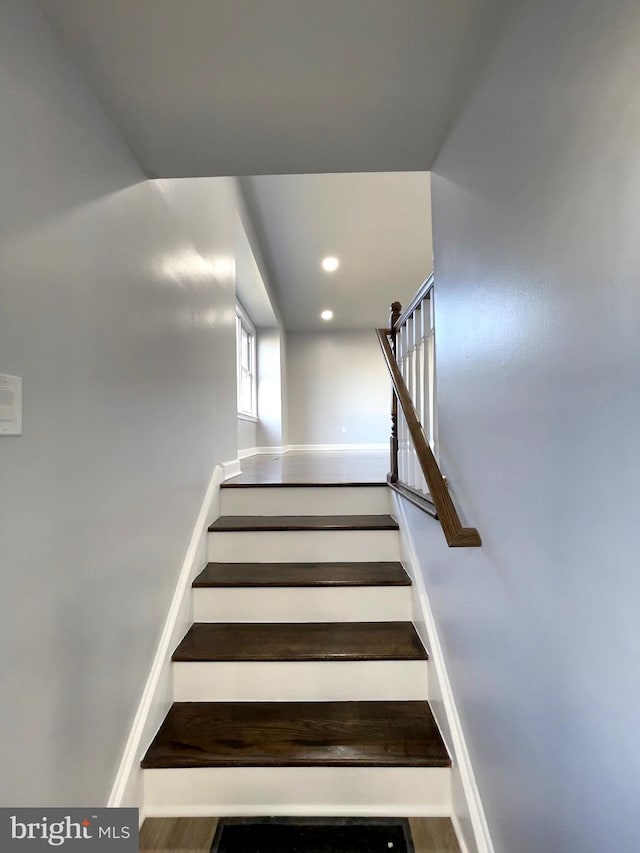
<box><xmin>236</xmin><ymin>303</ymin><xmax>257</xmax><ymax>418</ymax></box>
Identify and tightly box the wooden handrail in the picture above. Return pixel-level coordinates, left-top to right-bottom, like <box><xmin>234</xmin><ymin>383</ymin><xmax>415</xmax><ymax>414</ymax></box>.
<box><xmin>376</xmin><ymin>328</ymin><xmax>481</xmax><ymax>547</ymax></box>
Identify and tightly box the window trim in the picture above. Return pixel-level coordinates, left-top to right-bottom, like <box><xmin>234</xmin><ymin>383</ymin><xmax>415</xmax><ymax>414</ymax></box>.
<box><xmin>236</xmin><ymin>302</ymin><xmax>257</xmax><ymax>418</ymax></box>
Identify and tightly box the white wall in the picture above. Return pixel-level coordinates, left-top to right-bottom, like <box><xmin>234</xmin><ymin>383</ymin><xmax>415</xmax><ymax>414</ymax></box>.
<box><xmin>0</xmin><ymin>0</ymin><xmax>238</xmax><ymax>807</ymax></box>
<box><xmin>286</xmin><ymin>331</ymin><xmax>388</xmax><ymax>446</ymax></box>
<box><xmin>237</xmin><ymin>417</ymin><xmax>257</xmax><ymax>453</ymax></box>
<box><xmin>257</xmin><ymin>329</ymin><xmax>285</xmax><ymax>449</ymax></box>
<box><xmin>234</xmin><ymin>189</ymin><xmax>288</xmax><ymax>452</ymax></box>
<box><xmin>405</xmin><ymin>1</ymin><xmax>640</xmax><ymax>851</ymax></box>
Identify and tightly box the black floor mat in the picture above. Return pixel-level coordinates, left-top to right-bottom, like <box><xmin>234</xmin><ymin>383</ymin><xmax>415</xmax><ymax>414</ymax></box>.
<box><xmin>211</xmin><ymin>817</ymin><xmax>413</xmax><ymax>853</ymax></box>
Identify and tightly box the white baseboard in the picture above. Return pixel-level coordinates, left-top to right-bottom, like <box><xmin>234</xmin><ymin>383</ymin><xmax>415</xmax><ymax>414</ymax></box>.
<box><xmin>286</xmin><ymin>443</ymin><xmax>387</xmax><ymax>452</ymax></box>
<box><xmin>238</xmin><ymin>447</ymin><xmax>257</xmax><ymax>460</ymax></box>
<box><xmin>392</xmin><ymin>494</ymin><xmax>494</xmax><ymax>853</ymax></box>
<box><xmin>238</xmin><ymin>445</ymin><xmax>289</xmax><ymax>459</ymax></box>
<box><xmin>107</xmin><ymin>463</ymin><xmax>226</xmax><ymax>812</ymax></box>
<box><xmin>222</xmin><ymin>458</ymin><xmax>242</xmax><ymax>479</ymax></box>
<box><xmin>452</xmin><ymin>812</ymin><xmax>474</xmax><ymax>853</ymax></box>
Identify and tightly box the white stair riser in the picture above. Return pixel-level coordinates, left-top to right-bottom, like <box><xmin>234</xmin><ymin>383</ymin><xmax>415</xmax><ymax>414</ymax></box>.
<box><xmin>143</xmin><ymin>766</ymin><xmax>451</xmax><ymax>816</ymax></box>
<box><xmin>220</xmin><ymin>487</ymin><xmax>390</xmax><ymax>516</ymax></box>
<box><xmin>192</xmin><ymin>586</ymin><xmax>412</xmax><ymax>623</ymax></box>
<box><xmin>172</xmin><ymin>660</ymin><xmax>428</xmax><ymax>702</ymax></box>
<box><xmin>208</xmin><ymin>529</ymin><xmax>400</xmax><ymax>562</ymax></box>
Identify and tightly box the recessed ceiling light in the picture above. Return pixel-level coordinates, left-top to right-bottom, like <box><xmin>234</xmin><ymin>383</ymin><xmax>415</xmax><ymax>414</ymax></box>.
<box><xmin>320</xmin><ymin>309</ymin><xmax>334</xmax><ymax>321</ymax></box>
<box><xmin>321</xmin><ymin>256</ymin><xmax>339</xmax><ymax>272</ymax></box>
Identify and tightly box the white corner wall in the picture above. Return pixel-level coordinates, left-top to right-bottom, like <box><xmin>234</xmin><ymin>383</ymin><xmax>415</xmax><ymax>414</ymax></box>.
<box><xmin>0</xmin><ymin>0</ymin><xmax>238</xmax><ymax>807</ymax></box>
<box><xmin>405</xmin><ymin>1</ymin><xmax>640</xmax><ymax>852</ymax></box>
<box><xmin>286</xmin><ymin>330</ymin><xmax>388</xmax><ymax>447</ymax></box>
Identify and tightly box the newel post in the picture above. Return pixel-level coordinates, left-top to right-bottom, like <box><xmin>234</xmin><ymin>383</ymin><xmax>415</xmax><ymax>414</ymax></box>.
<box><xmin>389</xmin><ymin>301</ymin><xmax>402</xmax><ymax>483</ymax></box>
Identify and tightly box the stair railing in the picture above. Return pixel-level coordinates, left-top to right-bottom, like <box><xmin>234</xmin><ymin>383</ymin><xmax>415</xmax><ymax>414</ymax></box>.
<box><xmin>377</xmin><ymin>277</ymin><xmax>481</xmax><ymax>547</ymax></box>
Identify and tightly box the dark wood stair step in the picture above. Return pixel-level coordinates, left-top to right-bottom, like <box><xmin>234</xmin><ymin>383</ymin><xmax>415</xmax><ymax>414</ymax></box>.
<box><xmin>141</xmin><ymin>701</ymin><xmax>450</xmax><ymax>769</ymax></box>
<box><xmin>208</xmin><ymin>515</ymin><xmax>398</xmax><ymax>532</ymax></box>
<box><xmin>222</xmin><ymin>481</ymin><xmax>387</xmax><ymax>489</ymax></box>
<box><xmin>172</xmin><ymin>622</ymin><xmax>428</xmax><ymax>662</ymax></box>
<box><xmin>193</xmin><ymin>562</ymin><xmax>411</xmax><ymax>588</ymax></box>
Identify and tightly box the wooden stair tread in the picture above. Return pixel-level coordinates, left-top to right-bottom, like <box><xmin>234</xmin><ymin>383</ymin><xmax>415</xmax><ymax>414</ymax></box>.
<box><xmin>141</xmin><ymin>701</ymin><xmax>450</xmax><ymax>769</ymax></box>
<box><xmin>172</xmin><ymin>622</ymin><xmax>428</xmax><ymax>662</ymax></box>
<box><xmin>222</xmin><ymin>481</ymin><xmax>387</xmax><ymax>489</ymax></box>
<box><xmin>208</xmin><ymin>514</ymin><xmax>398</xmax><ymax>532</ymax></box>
<box><xmin>193</xmin><ymin>562</ymin><xmax>411</xmax><ymax>587</ymax></box>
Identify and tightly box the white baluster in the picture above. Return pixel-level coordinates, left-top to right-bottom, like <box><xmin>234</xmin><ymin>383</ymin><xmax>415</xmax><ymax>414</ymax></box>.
<box><xmin>402</xmin><ymin>321</ymin><xmax>411</xmax><ymax>485</ymax></box>
<box><xmin>411</xmin><ymin>307</ymin><xmax>423</xmax><ymax>492</ymax></box>
<box><xmin>426</xmin><ymin>294</ymin><xmax>438</xmax><ymax>458</ymax></box>
<box><xmin>407</xmin><ymin>316</ymin><xmax>416</xmax><ymax>489</ymax></box>
<box><xmin>398</xmin><ymin>323</ymin><xmax>408</xmax><ymax>485</ymax></box>
<box><xmin>416</xmin><ymin>301</ymin><xmax>428</xmax><ymax>495</ymax></box>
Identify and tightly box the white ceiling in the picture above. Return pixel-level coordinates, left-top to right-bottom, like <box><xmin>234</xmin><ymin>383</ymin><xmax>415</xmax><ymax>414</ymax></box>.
<box><xmin>39</xmin><ymin>0</ymin><xmax>509</xmax><ymax>178</ymax></box>
<box><xmin>239</xmin><ymin>172</ymin><xmax>432</xmax><ymax>331</ymax></box>
<box><xmin>37</xmin><ymin>0</ymin><xmax>506</xmax><ymax>331</ymax></box>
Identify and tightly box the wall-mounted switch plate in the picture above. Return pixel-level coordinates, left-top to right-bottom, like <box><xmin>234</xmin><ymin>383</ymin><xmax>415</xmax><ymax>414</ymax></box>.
<box><xmin>0</xmin><ymin>375</ymin><xmax>22</xmax><ymax>435</ymax></box>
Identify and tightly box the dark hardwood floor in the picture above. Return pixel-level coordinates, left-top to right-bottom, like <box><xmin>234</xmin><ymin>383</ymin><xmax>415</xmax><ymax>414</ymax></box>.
<box><xmin>228</xmin><ymin>450</ymin><xmax>388</xmax><ymax>485</ymax></box>
<box><xmin>139</xmin><ymin>816</ymin><xmax>462</xmax><ymax>852</ymax></box>
<box><xmin>409</xmin><ymin>818</ymin><xmax>462</xmax><ymax>852</ymax></box>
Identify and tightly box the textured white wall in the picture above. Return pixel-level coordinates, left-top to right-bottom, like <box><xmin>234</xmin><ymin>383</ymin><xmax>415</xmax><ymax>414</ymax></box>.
<box><xmin>405</xmin><ymin>1</ymin><xmax>640</xmax><ymax>852</ymax></box>
<box><xmin>286</xmin><ymin>331</ymin><xmax>388</xmax><ymax>446</ymax></box>
<box><xmin>0</xmin><ymin>1</ymin><xmax>237</xmax><ymax>806</ymax></box>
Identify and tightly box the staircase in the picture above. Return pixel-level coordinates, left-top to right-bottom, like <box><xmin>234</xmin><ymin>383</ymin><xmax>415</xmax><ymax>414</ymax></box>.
<box><xmin>141</xmin><ymin>481</ymin><xmax>451</xmax><ymax>817</ymax></box>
